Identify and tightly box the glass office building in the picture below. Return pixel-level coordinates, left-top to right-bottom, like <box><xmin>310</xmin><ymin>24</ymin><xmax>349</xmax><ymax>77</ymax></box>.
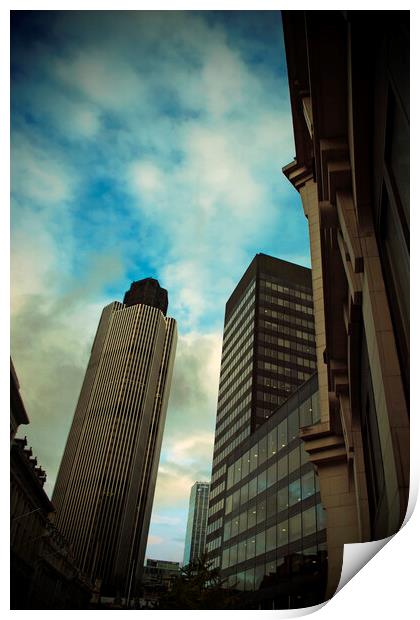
<box><xmin>207</xmin><ymin>254</ymin><xmax>326</xmax><ymax>607</ymax></box>
<box><xmin>220</xmin><ymin>374</ymin><xmax>326</xmax><ymax>607</ymax></box>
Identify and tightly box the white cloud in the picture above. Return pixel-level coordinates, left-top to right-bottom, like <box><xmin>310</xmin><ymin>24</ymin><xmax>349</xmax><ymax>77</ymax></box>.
<box><xmin>153</xmin><ymin>515</ymin><xmax>182</xmax><ymax>526</ymax></box>
<box><xmin>129</xmin><ymin>160</ymin><xmax>164</xmax><ymax>195</ymax></box>
<box><xmin>166</xmin><ymin>432</ymin><xmax>215</xmax><ymax>465</ymax></box>
<box><xmin>52</xmin><ymin>47</ymin><xmax>145</xmax><ymax>111</ymax></box>
<box><xmin>12</xmin><ymin>135</ymin><xmax>74</xmax><ymax>206</ymax></box>
<box><xmin>153</xmin><ymin>465</ymin><xmax>197</xmax><ymax>507</ymax></box>
<box><xmin>147</xmin><ymin>535</ymin><xmax>164</xmax><ymax>546</ymax></box>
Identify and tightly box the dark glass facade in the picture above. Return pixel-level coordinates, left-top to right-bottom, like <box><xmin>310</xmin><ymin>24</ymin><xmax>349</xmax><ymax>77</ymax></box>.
<box><xmin>207</xmin><ymin>255</ymin><xmax>325</xmax><ymax>607</ymax></box>
<box><xmin>219</xmin><ymin>375</ymin><xmax>326</xmax><ymax>607</ymax></box>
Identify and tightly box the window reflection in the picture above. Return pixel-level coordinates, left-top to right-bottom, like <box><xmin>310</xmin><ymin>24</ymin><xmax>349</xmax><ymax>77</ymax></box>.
<box><xmin>277</xmin><ymin>520</ymin><xmax>288</xmax><ymax>547</ymax></box>
<box><xmin>288</xmin><ymin>479</ymin><xmax>301</xmax><ymax>506</ymax></box>
<box><xmin>256</xmin><ymin>498</ymin><xmax>266</xmax><ymax>524</ymax></box>
<box><xmin>278</xmin><ymin>419</ymin><xmax>287</xmax><ymax>449</ymax></box>
<box><xmin>246</xmin><ymin>537</ymin><xmax>256</xmax><ymax>560</ymax></box>
<box><xmin>257</xmin><ymin>470</ymin><xmax>267</xmax><ymax>494</ymax></box>
<box><xmin>303</xmin><ymin>506</ymin><xmax>317</xmax><ymax>537</ymax></box>
<box><xmin>289</xmin><ymin>513</ymin><xmax>302</xmax><ymax>542</ymax></box>
<box><xmin>248</xmin><ymin>504</ymin><xmax>257</xmax><ymax>528</ymax></box>
<box><xmin>256</xmin><ymin>530</ymin><xmax>265</xmax><ymax>556</ymax></box>
<box><xmin>266</xmin><ymin>525</ymin><xmax>276</xmax><ymax>552</ymax></box>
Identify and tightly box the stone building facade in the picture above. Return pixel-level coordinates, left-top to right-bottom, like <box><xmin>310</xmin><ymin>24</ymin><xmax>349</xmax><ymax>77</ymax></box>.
<box><xmin>282</xmin><ymin>10</ymin><xmax>409</xmax><ymax>597</ymax></box>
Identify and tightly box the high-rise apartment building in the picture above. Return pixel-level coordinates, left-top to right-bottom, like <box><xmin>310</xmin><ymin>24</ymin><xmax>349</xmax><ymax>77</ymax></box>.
<box><xmin>183</xmin><ymin>481</ymin><xmax>210</xmax><ymax>566</ymax></box>
<box><xmin>282</xmin><ymin>11</ymin><xmax>409</xmax><ymax>597</ymax></box>
<box><xmin>206</xmin><ymin>254</ymin><xmax>324</xmax><ymax>607</ymax></box>
<box><xmin>52</xmin><ymin>278</ymin><xmax>177</xmax><ymax>601</ymax></box>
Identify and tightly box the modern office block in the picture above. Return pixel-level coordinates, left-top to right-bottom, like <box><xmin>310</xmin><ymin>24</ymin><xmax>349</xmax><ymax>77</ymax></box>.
<box><xmin>219</xmin><ymin>375</ymin><xmax>327</xmax><ymax>608</ymax></box>
<box><xmin>282</xmin><ymin>11</ymin><xmax>409</xmax><ymax>597</ymax></box>
<box><xmin>183</xmin><ymin>482</ymin><xmax>210</xmax><ymax>566</ymax></box>
<box><xmin>206</xmin><ymin>254</ymin><xmax>323</xmax><ymax>607</ymax></box>
<box><xmin>52</xmin><ymin>278</ymin><xmax>177</xmax><ymax>601</ymax></box>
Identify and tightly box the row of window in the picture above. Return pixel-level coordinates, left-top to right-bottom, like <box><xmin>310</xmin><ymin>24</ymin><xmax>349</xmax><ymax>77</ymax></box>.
<box><xmin>255</xmin><ymin>392</ymin><xmax>288</xmax><ymax>406</ymax></box>
<box><xmin>256</xmin><ymin>361</ymin><xmax>299</xmax><ymax>381</ymax></box>
<box><xmin>223</xmin><ymin>550</ymin><xmax>325</xmax><ymax>592</ymax></box>
<box><xmin>209</xmin><ymin>480</ymin><xmax>226</xmax><ymax>502</ymax></box>
<box><xmin>207</xmin><ymin>536</ymin><xmax>222</xmax><ymax>553</ymax></box>
<box><xmin>258</xmin><ymin>346</ymin><xmax>317</xmax><ymax>370</ymax></box>
<box><xmin>260</xmin><ymin>293</ymin><xmax>314</xmax><ymax>316</ymax></box>
<box><xmin>221</xmin><ymin>311</ymin><xmax>254</xmax><ymax>368</ymax></box>
<box><xmin>207</xmin><ymin>516</ymin><xmax>223</xmax><ymax>536</ymax></box>
<box><xmin>220</xmin><ymin>332</ymin><xmax>254</xmax><ymax>386</ymax></box>
<box><xmin>217</xmin><ymin>379</ymin><xmax>252</xmax><ymax>420</ymax></box>
<box><xmin>260</xmin><ymin>279</ymin><xmax>313</xmax><ymax>301</ymax></box>
<box><xmin>259</xmin><ymin>331</ymin><xmax>315</xmax><ymax>355</ymax></box>
<box><xmin>226</xmin><ymin>444</ymin><xmax>309</xmax><ymax>510</ymax></box>
<box><xmin>259</xmin><ymin>319</ymin><xmax>314</xmax><ymax>341</ymax></box>
<box><xmin>224</xmin><ymin>470</ymin><xmax>318</xmax><ymax>537</ymax></box>
<box><xmin>226</xmin><ymin>416</ymin><xmax>310</xmax><ymax>492</ymax></box>
<box><xmin>215</xmin><ymin>394</ymin><xmax>251</xmax><ymax>437</ymax></box>
<box><xmin>260</xmin><ymin>307</ymin><xmax>314</xmax><ymax>329</ymax></box>
<box><xmin>223</xmin><ymin>297</ymin><xmax>255</xmax><ymax>348</ymax></box>
<box><xmin>212</xmin><ymin>427</ymin><xmax>250</xmax><ymax>468</ymax></box>
<box><xmin>208</xmin><ymin>498</ymin><xmax>224</xmax><ymax>518</ymax></box>
<box><xmin>221</xmin><ymin>503</ymin><xmax>325</xmax><ymax>571</ymax></box>
<box><xmin>215</xmin><ymin>415</ymin><xmax>250</xmax><ymax>452</ymax></box>
<box><xmin>256</xmin><ymin>375</ymin><xmax>309</xmax><ymax>393</ymax></box>
<box><xmin>219</xmin><ymin>347</ymin><xmax>253</xmax><ymax>397</ymax></box>
<box><xmin>223</xmin><ymin>280</ymin><xmax>255</xmax><ymax>341</ymax></box>
<box><xmin>211</xmin><ymin>464</ymin><xmax>226</xmax><ymax>487</ymax></box>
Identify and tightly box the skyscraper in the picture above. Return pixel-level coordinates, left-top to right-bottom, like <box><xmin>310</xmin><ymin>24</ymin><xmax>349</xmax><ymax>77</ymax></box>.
<box><xmin>206</xmin><ymin>254</ymin><xmax>324</xmax><ymax>607</ymax></box>
<box><xmin>183</xmin><ymin>481</ymin><xmax>210</xmax><ymax>566</ymax></box>
<box><xmin>52</xmin><ymin>278</ymin><xmax>177</xmax><ymax>602</ymax></box>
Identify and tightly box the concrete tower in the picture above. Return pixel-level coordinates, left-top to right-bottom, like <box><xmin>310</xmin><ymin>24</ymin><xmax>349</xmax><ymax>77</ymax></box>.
<box><xmin>52</xmin><ymin>279</ymin><xmax>177</xmax><ymax>602</ymax></box>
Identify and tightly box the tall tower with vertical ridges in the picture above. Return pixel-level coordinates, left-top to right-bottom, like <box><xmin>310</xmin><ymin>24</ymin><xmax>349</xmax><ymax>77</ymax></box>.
<box><xmin>52</xmin><ymin>279</ymin><xmax>177</xmax><ymax>602</ymax></box>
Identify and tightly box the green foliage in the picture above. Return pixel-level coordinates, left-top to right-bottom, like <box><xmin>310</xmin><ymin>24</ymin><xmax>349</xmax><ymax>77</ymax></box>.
<box><xmin>157</xmin><ymin>554</ymin><xmax>239</xmax><ymax>610</ymax></box>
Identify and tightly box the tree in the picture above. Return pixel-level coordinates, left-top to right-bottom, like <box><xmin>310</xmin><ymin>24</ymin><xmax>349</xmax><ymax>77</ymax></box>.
<box><xmin>157</xmin><ymin>554</ymin><xmax>239</xmax><ymax>610</ymax></box>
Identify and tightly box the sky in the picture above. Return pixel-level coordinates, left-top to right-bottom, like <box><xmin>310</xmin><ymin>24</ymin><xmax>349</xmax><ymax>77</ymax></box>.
<box><xmin>10</xmin><ymin>10</ymin><xmax>311</xmax><ymax>564</ymax></box>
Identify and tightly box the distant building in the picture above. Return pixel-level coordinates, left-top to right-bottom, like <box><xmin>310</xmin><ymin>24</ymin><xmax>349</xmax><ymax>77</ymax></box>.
<box><xmin>10</xmin><ymin>360</ymin><xmax>92</xmax><ymax>609</ymax></box>
<box><xmin>143</xmin><ymin>558</ymin><xmax>180</xmax><ymax>589</ymax></box>
<box><xmin>282</xmin><ymin>10</ymin><xmax>409</xmax><ymax>597</ymax></box>
<box><xmin>52</xmin><ymin>278</ymin><xmax>177</xmax><ymax>602</ymax></box>
<box><xmin>206</xmin><ymin>254</ymin><xmax>326</xmax><ymax>607</ymax></box>
<box><xmin>183</xmin><ymin>482</ymin><xmax>210</xmax><ymax>566</ymax></box>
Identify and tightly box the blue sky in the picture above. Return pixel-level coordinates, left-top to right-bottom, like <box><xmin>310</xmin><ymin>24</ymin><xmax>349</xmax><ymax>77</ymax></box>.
<box><xmin>10</xmin><ymin>10</ymin><xmax>310</xmax><ymax>563</ymax></box>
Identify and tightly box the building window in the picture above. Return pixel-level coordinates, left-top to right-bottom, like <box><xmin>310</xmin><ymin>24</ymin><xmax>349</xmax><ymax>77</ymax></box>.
<box><xmin>256</xmin><ymin>530</ymin><xmax>265</xmax><ymax>556</ymax></box>
<box><xmin>266</xmin><ymin>525</ymin><xmax>277</xmax><ymax>552</ymax></box>
<box><xmin>277</xmin><ymin>520</ymin><xmax>288</xmax><ymax>547</ymax></box>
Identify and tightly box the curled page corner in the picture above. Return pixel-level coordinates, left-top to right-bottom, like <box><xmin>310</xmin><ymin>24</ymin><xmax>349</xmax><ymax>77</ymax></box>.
<box><xmin>333</xmin><ymin>480</ymin><xmax>418</xmax><ymax>598</ymax></box>
<box><xmin>334</xmin><ymin>535</ymin><xmax>394</xmax><ymax>596</ymax></box>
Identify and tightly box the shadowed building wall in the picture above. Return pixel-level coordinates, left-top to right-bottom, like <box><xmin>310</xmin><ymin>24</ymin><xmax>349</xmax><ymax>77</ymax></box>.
<box><xmin>52</xmin><ymin>280</ymin><xmax>177</xmax><ymax>601</ymax></box>
<box><xmin>282</xmin><ymin>10</ymin><xmax>409</xmax><ymax>598</ymax></box>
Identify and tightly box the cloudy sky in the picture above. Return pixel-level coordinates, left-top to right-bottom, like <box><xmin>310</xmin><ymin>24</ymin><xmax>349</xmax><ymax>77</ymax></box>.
<box><xmin>10</xmin><ymin>10</ymin><xmax>310</xmax><ymax>563</ymax></box>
